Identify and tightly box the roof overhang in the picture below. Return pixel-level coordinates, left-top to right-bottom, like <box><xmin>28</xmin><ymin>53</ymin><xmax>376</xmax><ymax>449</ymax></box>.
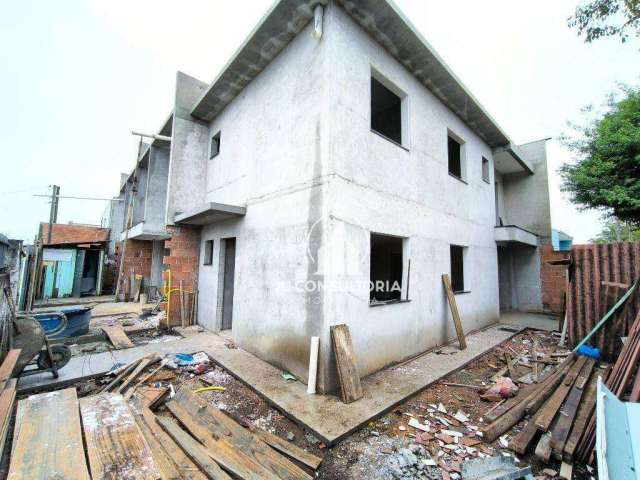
<box><xmin>174</xmin><ymin>202</ymin><xmax>247</xmax><ymax>226</ymax></box>
<box><xmin>495</xmin><ymin>225</ymin><xmax>538</xmax><ymax>247</ymax></box>
<box><xmin>493</xmin><ymin>144</ymin><xmax>534</xmax><ymax>175</ymax></box>
<box><xmin>191</xmin><ymin>0</ymin><xmax>325</xmax><ymax>121</ymax></box>
<box><xmin>191</xmin><ymin>0</ymin><xmax>513</xmax><ymax>148</ymax></box>
<box><xmin>120</xmin><ymin>223</ymin><xmax>170</xmax><ymax>242</ymax></box>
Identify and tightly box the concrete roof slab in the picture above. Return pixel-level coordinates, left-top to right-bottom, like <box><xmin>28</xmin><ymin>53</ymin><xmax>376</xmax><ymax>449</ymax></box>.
<box><xmin>174</xmin><ymin>202</ymin><xmax>247</xmax><ymax>226</ymax></box>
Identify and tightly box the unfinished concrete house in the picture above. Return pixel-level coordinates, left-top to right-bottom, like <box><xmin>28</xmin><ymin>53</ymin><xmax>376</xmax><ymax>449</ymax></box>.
<box><xmin>111</xmin><ymin>0</ymin><xmax>552</xmax><ymax>394</ymax></box>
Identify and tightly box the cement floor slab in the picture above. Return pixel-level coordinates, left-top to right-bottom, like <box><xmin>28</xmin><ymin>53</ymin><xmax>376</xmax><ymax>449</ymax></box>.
<box><xmin>499</xmin><ymin>311</ymin><xmax>559</xmax><ymax>332</ymax></box>
<box><xmin>18</xmin><ymin>324</ymin><xmax>520</xmax><ymax>445</ymax></box>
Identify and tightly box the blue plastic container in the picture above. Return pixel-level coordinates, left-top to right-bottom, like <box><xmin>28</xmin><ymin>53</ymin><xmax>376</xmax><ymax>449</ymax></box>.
<box><xmin>34</xmin><ymin>306</ymin><xmax>92</xmax><ymax>339</ymax></box>
<box><xmin>577</xmin><ymin>344</ymin><xmax>601</xmax><ymax>360</ymax></box>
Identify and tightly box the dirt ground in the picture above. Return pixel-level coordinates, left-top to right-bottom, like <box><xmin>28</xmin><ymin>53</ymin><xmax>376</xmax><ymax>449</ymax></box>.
<box><xmin>60</xmin><ymin>328</ymin><xmax>595</xmax><ymax>479</ymax></box>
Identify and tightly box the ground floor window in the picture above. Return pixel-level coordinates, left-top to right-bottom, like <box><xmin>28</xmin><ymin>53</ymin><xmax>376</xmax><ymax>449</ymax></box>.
<box><xmin>450</xmin><ymin>244</ymin><xmax>466</xmax><ymax>293</ymax></box>
<box><xmin>370</xmin><ymin>233</ymin><xmax>404</xmax><ymax>303</ymax></box>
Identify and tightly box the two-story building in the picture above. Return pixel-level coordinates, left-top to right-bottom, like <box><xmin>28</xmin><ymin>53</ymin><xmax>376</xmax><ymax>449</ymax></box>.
<box><xmin>110</xmin><ymin>0</ymin><xmax>552</xmax><ymax>394</ymax></box>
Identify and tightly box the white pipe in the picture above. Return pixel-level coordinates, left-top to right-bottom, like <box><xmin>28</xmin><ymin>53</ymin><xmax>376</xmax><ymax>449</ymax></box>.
<box><xmin>313</xmin><ymin>4</ymin><xmax>323</xmax><ymax>39</ymax></box>
<box><xmin>307</xmin><ymin>336</ymin><xmax>319</xmax><ymax>394</ymax></box>
<box><xmin>131</xmin><ymin>131</ymin><xmax>172</xmax><ymax>142</ymax></box>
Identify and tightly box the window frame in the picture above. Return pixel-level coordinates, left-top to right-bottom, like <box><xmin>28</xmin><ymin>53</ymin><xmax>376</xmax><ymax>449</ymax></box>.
<box><xmin>370</xmin><ymin>68</ymin><xmax>410</xmax><ymax>150</ymax></box>
<box><xmin>203</xmin><ymin>239</ymin><xmax>214</xmax><ymax>266</ymax></box>
<box><xmin>482</xmin><ymin>156</ymin><xmax>490</xmax><ymax>184</ymax></box>
<box><xmin>447</xmin><ymin>130</ymin><xmax>467</xmax><ymax>182</ymax></box>
<box><xmin>210</xmin><ymin>131</ymin><xmax>221</xmax><ymax>159</ymax></box>
<box><xmin>449</xmin><ymin>244</ymin><xmax>468</xmax><ymax>294</ymax></box>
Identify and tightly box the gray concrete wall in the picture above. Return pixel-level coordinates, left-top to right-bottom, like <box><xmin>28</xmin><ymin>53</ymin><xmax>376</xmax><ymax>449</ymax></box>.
<box><xmin>108</xmin><ymin>192</ymin><xmax>125</xmax><ymax>256</ymax></box>
<box><xmin>497</xmin><ymin>244</ymin><xmax>542</xmax><ymax>312</ymax></box>
<box><xmin>166</xmin><ymin>72</ymin><xmax>209</xmax><ymax>223</ymax></box>
<box><xmin>316</xmin><ymin>4</ymin><xmax>500</xmax><ymax>391</ymax></box>
<box><xmin>151</xmin><ymin>239</ymin><xmax>165</xmax><ymax>288</ymax></box>
<box><xmin>502</xmin><ymin>140</ymin><xmax>552</xmax><ymax>241</ymax></box>
<box><xmin>144</xmin><ymin>146</ymin><xmax>170</xmax><ymax>232</ymax></box>
<box><xmin>196</xmin><ymin>14</ymin><xmax>331</xmax><ymax>389</ymax></box>
<box><xmin>132</xmin><ymin>163</ymin><xmax>148</xmax><ymax>226</ymax></box>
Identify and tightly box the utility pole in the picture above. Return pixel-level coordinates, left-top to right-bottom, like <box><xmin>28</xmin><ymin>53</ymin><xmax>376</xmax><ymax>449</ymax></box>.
<box><xmin>47</xmin><ymin>185</ymin><xmax>60</xmax><ymax>243</ymax></box>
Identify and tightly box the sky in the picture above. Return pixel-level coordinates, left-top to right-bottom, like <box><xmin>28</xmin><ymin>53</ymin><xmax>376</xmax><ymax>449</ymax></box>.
<box><xmin>0</xmin><ymin>1</ymin><xmax>638</xmax><ymax>244</ymax></box>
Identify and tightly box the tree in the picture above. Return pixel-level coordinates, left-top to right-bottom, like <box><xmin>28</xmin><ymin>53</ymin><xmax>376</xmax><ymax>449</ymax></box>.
<box><xmin>560</xmin><ymin>86</ymin><xmax>640</xmax><ymax>225</ymax></box>
<box><xmin>568</xmin><ymin>0</ymin><xmax>640</xmax><ymax>43</ymax></box>
<box><xmin>590</xmin><ymin>218</ymin><xmax>640</xmax><ymax>242</ymax></box>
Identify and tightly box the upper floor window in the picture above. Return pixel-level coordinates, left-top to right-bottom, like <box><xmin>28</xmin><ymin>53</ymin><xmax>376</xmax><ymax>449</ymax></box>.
<box><xmin>203</xmin><ymin>240</ymin><xmax>214</xmax><ymax>265</ymax></box>
<box><xmin>210</xmin><ymin>131</ymin><xmax>221</xmax><ymax>159</ymax></box>
<box><xmin>482</xmin><ymin>157</ymin><xmax>490</xmax><ymax>183</ymax></box>
<box><xmin>447</xmin><ymin>131</ymin><xmax>466</xmax><ymax>181</ymax></box>
<box><xmin>370</xmin><ymin>70</ymin><xmax>408</xmax><ymax>148</ymax></box>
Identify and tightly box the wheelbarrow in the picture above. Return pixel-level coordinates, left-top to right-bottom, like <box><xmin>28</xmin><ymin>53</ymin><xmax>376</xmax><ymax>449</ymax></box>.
<box><xmin>13</xmin><ymin>312</ymin><xmax>72</xmax><ymax>378</ymax></box>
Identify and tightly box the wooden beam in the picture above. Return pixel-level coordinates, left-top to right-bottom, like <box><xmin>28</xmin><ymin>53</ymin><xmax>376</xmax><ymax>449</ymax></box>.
<box><xmin>250</xmin><ymin>427</ymin><xmax>323</xmax><ymax>470</ymax></box>
<box><xmin>535</xmin><ymin>356</ymin><xmax>588</xmax><ymax>432</ymax></box>
<box><xmin>550</xmin><ymin>359</ymin><xmax>595</xmax><ymax>459</ymax></box>
<box><xmin>441</xmin><ymin>274</ymin><xmax>466</xmax><ymax>349</ymax></box>
<box><xmin>330</xmin><ymin>324</ymin><xmax>363</xmax><ymax>403</ymax></box>
<box><xmin>156</xmin><ymin>416</ymin><xmax>231</xmax><ymax>480</ymax></box>
<box><xmin>0</xmin><ymin>349</ymin><xmax>21</xmax><ymax>385</ymax></box>
<box><xmin>170</xmin><ymin>390</ymin><xmax>311</xmax><ymax>480</ymax></box>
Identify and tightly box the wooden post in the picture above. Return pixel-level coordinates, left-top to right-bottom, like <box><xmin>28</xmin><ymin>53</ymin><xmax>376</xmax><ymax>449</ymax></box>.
<box><xmin>442</xmin><ymin>274</ymin><xmax>467</xmax><ymax>350</ymax></box>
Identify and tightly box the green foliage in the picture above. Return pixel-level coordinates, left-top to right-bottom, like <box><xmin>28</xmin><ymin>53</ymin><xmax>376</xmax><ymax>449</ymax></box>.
<box><xmin>590</xmin><ymin>218</ymin><xmax>640</xmax><ymax>242</ymax></box>
<box><xmin>560</xmin><ymin>86</ymin><xmax>640</xmax><ymax>225</ymax></box>
<box><xmin>568</xmin><ymin>0</ymin><xmax>640</xmax><ymax>43</ymax></box>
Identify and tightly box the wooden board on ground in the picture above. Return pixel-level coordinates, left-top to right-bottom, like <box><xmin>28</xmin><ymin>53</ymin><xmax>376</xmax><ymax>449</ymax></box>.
<box><xmin>535</xmin><ymin>356</ymin><xmax>588</xmax><ymax>431</ymax></box>
<box><xmin>564</xmin><ymin>365</ymin><xmax>607</xmax><ymax>460</ymax></box>
<box><xmin>550</xmin><ymin>359</ymin><xmax>595</xmax><ymax>458</ymax></box>
<box><xmin>137</xmin><ymin>407</ymin><xmax>208</xmax><ymax>480</ymax></box>
<box><xmin>135</xmin><ymin>386</ymin><xmax>169</xmax><ymax>410</ymax></box>
<box><xmin>170</xmin><ymin>389</ymin><xmax>311</xmax><ymax>480</ymax></box>
<box><xmin>0</xmin><ymin>379</ymin><xmax>18</xmax><ymax>459</ymax></box>
<box><xmin>156</xmin><ymin>417</ymin><xmax>232</xmax><ymax>480</ymax></box>
<box><xmin>102</xmin><ymin>325</ymin><xmax>134</xmax><ymax>349</ymax></box>
<box><xmin>251</xmin><ymin>427</ymin><xmax>323</xmax><ymax>470</ymax></box>
<box><xmin>0</xmin><ymin>349</ymin><xmax>21</xmax><ymax>385</ymax></box>
<box><xmin>330</xmin><ymin>324</ymin><xmax>363</xmax><ymax>404</ymax></box>
<box><xmin>117</xmin><ymin>354</ymin><xmax>159</xmax><ymax>394</ymax></box>
<box><xmin>8</xmin><ymin>388</ymin><xmax>89</xmax><ymax>480</ymax></box>
<box><xmin>80</xmin><ymin>392</ymin><xmax>160</xmax><ymax>480</ymax></box>
<box><xmin>442</xmin><ymin>274</ymin><xmax>467</xmax><ymax>349</ymax></box>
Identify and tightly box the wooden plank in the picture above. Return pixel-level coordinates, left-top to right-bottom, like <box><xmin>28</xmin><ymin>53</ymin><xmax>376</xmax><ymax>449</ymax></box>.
<box><xmin>535</xmin><ymin>356</ymin><xmax>588</xmax><ymax>432</ymax></box>
<box><xmin>156</xmin><ymin>417</ymin><xmax>232</xmax><ymax>480</ymax></box>
<box><xmin>99</xmin><ymin>357</ymin><xmax>144</xmax><ymax>393</ymax></box>
<box><xmin>80</xmin><ymin>392</ymin><xmax>160</xmax><ymax>480</ymax></box>
<box><xmin>117</xmin><ymin>354</ymin><xmax>160</xmax><ymax>394</ymax></box>
<box><xmin>170</xmin><ymin>389</ymin><xmax>311</xmax><ymax>480</ymax></box>
<box><xmin>330</xmin><ymin>324</ymin><xmax>363</xmax><ymax>404</ymax></box>
<box><xmin>564</xmin><ymin>365</ymin><xmax>609</xmax><ymax>461</ymax></box>
<box><xmin>534</xmin><ymin>432</ymin><xmax>552</xmax><ymax>462</ymax></box>
<box><xmin>250</xmin><ymin>427</ymin><xmax>323</xmax><ymax>470</ymax></box>
<box><xmin>8</xmin><ymin>387</ymin><xmax>89</xmax><ymax>480</ymax></box>
<box><xmin>124</xmin><ymin>362</ymin><xmax>168</xmax><ymax>401</ymax></box>
<box><xmin>0</xmin><ymin>349</ymin><xmax>21</xmax><ymax>384</ymax></box>
<box><xmin>482</xmin><ymin>358</ymin><xmax>574</xmax><ymax>443</ymax></box>
<box><xmin>167</xmin><ymin>402</ymin><xmax>280</xmax><ymax>480</ymax></box>
<box><xmin>139</xmin><ymin>407</ymin><xmax>208</xmax><ymax>480</ymax></box>
<box><xmin>441</xmin><ymin>274</ymin><xmax>467</xmax><ymax>349</ymax></box>
<box><xmin>550</xmin><ymin>359</ymin><xmax>595</xmax><ymax>459</ymax></box>
<box><xmin>135</xmin><ymin>386</ymin><xmax>169</xmax><ymax>410</ymax></box>
<box><xmin>525</xmin><ymin>356</ymin><xmax>576</xmax><ymax>414</ymax></box>
<box><xmin>0</xmin><ymin>379</ymin><xmax>17</xmax><ymax>459</ymax></box>
<box><xmin>134</xmin><ymin>412</ymin><xmax>194</xmax><ymax>480</ymax></box>
<box><xmin>102</xmin><ymin>325</ymin><xmax>135</xmax><ymax>349</ymax></box>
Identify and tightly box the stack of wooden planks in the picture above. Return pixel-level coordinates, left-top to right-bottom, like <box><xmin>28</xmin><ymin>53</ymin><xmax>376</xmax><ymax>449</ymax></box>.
<box><xmin>480</xmin><ymin>352</ymin><xmax>607</xmax><ymax>474</ymax></box>
<box><xmin>574</xmin><ymin>309</ymin><xmax>640</xmax><ymax>463</ymax></box>
<box><xmin>6</xmin><ymin>367</ymin><xmax>323</xmax><ymax>479</ymax></box>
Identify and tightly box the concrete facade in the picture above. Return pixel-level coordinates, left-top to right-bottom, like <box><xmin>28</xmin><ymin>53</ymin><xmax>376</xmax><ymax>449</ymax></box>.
<box><xmin>109</xmin><ymin>0</ymin><xmax>553</xmax><ymax>393</ymax></box>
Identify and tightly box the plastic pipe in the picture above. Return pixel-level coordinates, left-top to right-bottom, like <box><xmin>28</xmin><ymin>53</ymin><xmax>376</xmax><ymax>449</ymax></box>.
<box><xmin>307</xmin><ymin>336</ymin><xmax>319</xmax><ymax>394</ymax></box>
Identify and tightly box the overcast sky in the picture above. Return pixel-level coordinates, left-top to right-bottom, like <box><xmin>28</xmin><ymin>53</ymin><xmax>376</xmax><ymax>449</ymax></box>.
<box><xmin>1</xmin><ymin>1</ymin><xmax>638</xmax><ymax>243</ymax></box>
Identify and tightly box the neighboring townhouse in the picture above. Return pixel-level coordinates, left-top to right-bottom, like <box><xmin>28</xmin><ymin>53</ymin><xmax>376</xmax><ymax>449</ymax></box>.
<box><xmin>110</xmin><ymin>0</ymin><xmax>553</xmax><ymax>393</ymax></box>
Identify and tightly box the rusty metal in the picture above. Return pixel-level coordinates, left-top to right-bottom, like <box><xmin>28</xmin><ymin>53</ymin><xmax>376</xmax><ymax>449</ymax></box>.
<box><xmin>566</xmin><ymin>242</ymin><xmax>640</xmax><ymax>361</ymax></box>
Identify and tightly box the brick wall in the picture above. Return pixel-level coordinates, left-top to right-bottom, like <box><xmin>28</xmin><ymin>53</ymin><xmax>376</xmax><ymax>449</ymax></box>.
<box><xmin>540</xmin><ymin>244</ymin><xmax>570</xmax><ymax>314</ymax></box>
<box><xmin>116</xmin><ymin>239</ymin><xmax>153</xmax><ymax>298</ymax></box>
<box><xmin>162</xmin><ymin>225</ymin><xmax>201</xmax><ymax>326</ymax></box>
